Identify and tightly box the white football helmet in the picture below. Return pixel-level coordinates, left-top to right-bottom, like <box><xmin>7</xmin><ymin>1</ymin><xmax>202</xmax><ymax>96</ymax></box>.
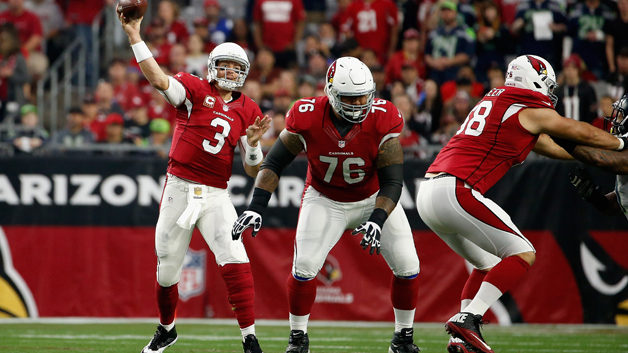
<box><xmin>505</xmin><ymin>55</ymin><xmax>558</xmax><ymax>107</ymax></box>
<box><xmin>207</xmin><ymin>42</ymin><xmax>250</xmax><ymax>91</ymax></box>
<box><xmin>324</xmin><ymin>57</ymin><xmax>376</xmax><ymax>123</ymax></box>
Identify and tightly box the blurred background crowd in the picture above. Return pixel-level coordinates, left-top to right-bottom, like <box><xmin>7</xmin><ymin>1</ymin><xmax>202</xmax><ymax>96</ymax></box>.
<box><xmin>0</xmin><ymin>0</ymin><xmax>627</xmax><ymax>158</ymax></box>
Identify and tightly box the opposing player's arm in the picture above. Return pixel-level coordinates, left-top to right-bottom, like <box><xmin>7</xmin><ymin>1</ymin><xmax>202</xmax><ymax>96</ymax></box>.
<box><xmin>569</xmin><ymin>167</ymin><xmax>623</xmax><ymax>216</ymax></box>
<box><xmin>231</xmin><ymin>129</ymin><xmax>304</xmax><ymax>240</ymax></box>
<box><xmin>532</xmin><ymin>134</ymin><xmax>574</xmax><ymax>160</ymax></box>
<box><xmin>570</xmin><ymin>145</ymin><xmax>628</xmax><ymax>174</ymax></box>
<box><xmin>519</xmin><ymin>108</ymin><xmax>624</xmax><ymax>150</ymax></box>
<box><xmin>118</xmin><ymin>13</ymin><xmax>185</xmax><ymax>107</ymax></box>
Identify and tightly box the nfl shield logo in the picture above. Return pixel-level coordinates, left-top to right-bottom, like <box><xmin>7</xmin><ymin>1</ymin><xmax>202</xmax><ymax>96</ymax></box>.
<box><xmin>223</xmin><ymin>105</ymin><xmax>229</xmax><ymax>112</ymax></box>
<box><xmin>338</xmin><ymin>140</ymin><xmax>345</xmax><ymax>148</ymax></box>
<box><xmin>179</xmin><ymin>249</ymin><xmax>206</xmax><ymax>301</ymax></box>
<box><xmin>194</xmin><ymin>187</ymin><xmax>202</xmax><ymax>196</ymax></box>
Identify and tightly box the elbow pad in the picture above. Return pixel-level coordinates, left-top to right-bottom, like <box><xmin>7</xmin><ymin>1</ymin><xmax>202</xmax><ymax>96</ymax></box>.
<box><xmin>260</xmin><ymin>138</ymin><xmax>298</xmax><ymax>176</ymax></box>
<box><xmin>377</xmin><ymin>164</ymin><xmax>403</xmax><ymax>204</ymax></box>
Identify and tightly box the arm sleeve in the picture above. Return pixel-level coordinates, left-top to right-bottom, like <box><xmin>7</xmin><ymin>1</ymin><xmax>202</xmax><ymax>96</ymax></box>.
<box><xmin>158</xmin><ymin>76</ymin><xmax>187</xmax><ymax>108</ymax></box>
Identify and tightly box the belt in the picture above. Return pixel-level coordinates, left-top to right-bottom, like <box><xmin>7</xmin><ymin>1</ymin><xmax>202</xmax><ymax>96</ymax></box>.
<box><xmin>423</xmin><ymin>172</ymin><xmax>455</xmax><ymax>180</ymax></box>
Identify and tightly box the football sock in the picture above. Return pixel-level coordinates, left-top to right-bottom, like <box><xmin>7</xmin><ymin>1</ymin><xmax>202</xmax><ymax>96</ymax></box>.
<box><xmin>289</xmin><ymin>313</ymin><xmax>310</xmax><ymax>333</ymax></box>
<box><xmin>160</xmin><ymin>321</ymin><xmax>175</xmax><ymax>331</ymax></box>
<box><xmin>156</xmin><ymin>282</ymin><xmax>178</xmax><ymax>327</ymax></box>
<box><xmin>393</xmin><ymin>308</ymin><xmax>415</xmax><ymax>332</ymax></box>
<box><xmin>287</xmin><ymin>274</ymin><xmax>317</xmax><ymax>316</ymax></box>
<box><xmin>220</xmin><ymin>263</ymin><xmax>256</xmax><ymax>329</ymax></box>
<box><xmin>391</xmin><ymin>275</ymin><xmax>419</xmax><ymax>310</ymax></box>
<box><xmin>461</xmin><ymin>269</ymin><xmax>488</xmax><ymax>311</ymax></box>
<box><xmin>241</xmin><ymin>324</ymin><xmax>255</xmax><ymax>340</ymax></box>
<box><xmin>464</xmin><ymin>256</ymin><xmax>530</xmax><ymax>316</ymax></box>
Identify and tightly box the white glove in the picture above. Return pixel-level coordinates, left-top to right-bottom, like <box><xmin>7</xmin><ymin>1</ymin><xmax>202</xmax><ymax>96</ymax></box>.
<box><xmin>231</xmin><ymin>210</ymin><xmax>263</xmax><ymax>240</ymax></box>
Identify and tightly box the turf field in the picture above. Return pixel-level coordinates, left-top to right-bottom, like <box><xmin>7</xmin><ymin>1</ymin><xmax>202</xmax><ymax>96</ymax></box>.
<box><xmin>1</xmin><ymin>319</ymin><xmax>627</xmax><ymax>353</ymax></box>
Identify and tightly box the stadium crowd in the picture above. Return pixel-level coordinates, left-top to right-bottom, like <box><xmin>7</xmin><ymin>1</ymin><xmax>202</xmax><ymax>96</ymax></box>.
<box><xmin>1</xmin><ymin>0</ymin><xmax>628</xmax><ymax>158</ymax></box>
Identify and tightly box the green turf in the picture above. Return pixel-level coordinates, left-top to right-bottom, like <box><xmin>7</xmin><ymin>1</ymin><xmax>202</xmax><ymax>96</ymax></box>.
<box><xmin>0</xmin><ymin>322</ymin><xmax>627</xmax><ymax>353</ymax></box>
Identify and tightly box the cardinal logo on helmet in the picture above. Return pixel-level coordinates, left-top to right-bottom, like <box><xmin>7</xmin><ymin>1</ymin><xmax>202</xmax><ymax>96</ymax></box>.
<box><xmin>526</xmin><ymin>55</ymin><xmax>548</xmax><ymax>76</ymax></box>
<box><xmin>327</xmin><ymin>61</ymin><xmax>337</xmax><ymax>83</ymax></box>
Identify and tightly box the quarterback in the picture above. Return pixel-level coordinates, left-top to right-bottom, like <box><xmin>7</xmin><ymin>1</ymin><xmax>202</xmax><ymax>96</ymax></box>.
<box><xmin>119</xmin><ymin>12</ymin><xmax>271</xmax><ymax>353</ymax></box>
<box><xmin>416</xmin><ymin>55</ymin><xmax>627</xmax><ymax>353</ymax></box>
<box><xmin>232</xmin><ymin>57</ymin><xmax>421</xmax><ymax>353</ymax></box>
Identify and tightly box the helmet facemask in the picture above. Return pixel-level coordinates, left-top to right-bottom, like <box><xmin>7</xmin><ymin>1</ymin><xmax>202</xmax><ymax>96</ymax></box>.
<box><xmin>542</xmin><ymin>75</ymin><xmax>559</xmax><ymax>107</ymax></box>
<box><xmin>325</xmin><ymin>85</ymin><xmax>375</xmax><ymax>123</ymax></box>
<box><xmin>208</xmin><ymin>56</ymin><xmax>249</xmax><ymax>91</ymax></box>
<box><xmin>605</xmin><ymin>96</ymin><xmax>628</xmax><ymax>136</ymax></box>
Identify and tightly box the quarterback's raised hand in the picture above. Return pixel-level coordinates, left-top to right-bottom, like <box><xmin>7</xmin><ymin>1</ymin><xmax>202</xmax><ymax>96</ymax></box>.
<box><xmin>569</xmin><ymin>167</ymin><xmax>600</xmax><ymax>201</ymax></box>
<box><xmin>246</xmin><ymin>115</ymin><xmax>272</xmax><ymax>146</ymax></box>
<box><xmin>232</xmin><ymin>211</ymin><xmax>262</xmax><ymax>240</ymax></box>
<box><xmin>352</xmin><ymin>221</ymin><xmax>382</xmax><ymax>255</ymax></box>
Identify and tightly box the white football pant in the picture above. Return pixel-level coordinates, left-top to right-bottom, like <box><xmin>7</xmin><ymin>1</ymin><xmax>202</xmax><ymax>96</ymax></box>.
<box><xmin>416</xmin><ymin>176</ymin><xmax>534</xmax><ymax>271</ymax></box>
<box><xmin>155</xmin><ymin>174</ymin><xmax>249</xmax><ymax>287</ymax></box>
<box><xmin>292</xmin><ymin>186</ymin><xmax>420</xmax><ymax>280</ymax></box>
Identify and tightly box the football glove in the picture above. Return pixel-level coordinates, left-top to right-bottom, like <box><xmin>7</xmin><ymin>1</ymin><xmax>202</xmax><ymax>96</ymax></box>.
<box><xmin>231</xmin><ymin>210</ymin><xmax>262</xmax><ymax>240</ymax></box>
<box><xmin>352</xmin><ymin>221</ymin><xmax>382</xmax><ymax>255</ymax></box>
<box><xmin>569</xmin><ymin>167</ymin><xmax>601</xmax><ymax>202</ymax></box>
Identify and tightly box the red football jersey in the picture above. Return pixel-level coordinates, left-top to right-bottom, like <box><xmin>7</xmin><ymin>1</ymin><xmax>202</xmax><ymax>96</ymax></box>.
<box><xmin>168</xmin><ymin>72</ymin><xmax>262</xmax><ymax>188</ymax></box>
<box><xmin>341</xmin><ymin>0</ymin><xmax>398</xmax><ymax>60</ymax></box>
<box><xmin>428</xmin><ymin>86</ymin><xmax>555</xmax><ymax>194</ymax></box>
<box><xmin>286</xmin><ymin>96</ymin><xmax>403</xmax><ymax>202</ymax></box>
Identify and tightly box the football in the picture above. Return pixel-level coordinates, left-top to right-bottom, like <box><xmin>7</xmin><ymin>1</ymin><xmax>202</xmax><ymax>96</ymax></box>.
<box><xmin>117</xmin><ymin>0</ymin><xmax>148</xmax><ymax>21</ymax></box>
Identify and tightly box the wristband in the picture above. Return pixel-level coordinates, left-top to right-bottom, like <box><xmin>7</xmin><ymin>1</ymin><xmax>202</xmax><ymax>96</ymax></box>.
<box><xmin>368</xmin><ymin>208</ymin><xmax>389</xmax><ymax>229</ymax></box>
<box><xmin>132</xmin><ymin>41</ymin><xmax>153</xmax><ymax>63</ymax></box>
<box><xmin>245</xmin><ymin>139</ymin><xmax>263</xmax><ymax>166</ymax></box>
<box><xmin>617</xmin><ymin>137</ymin><xmax>627</xmax><ymax>151</ymax></box>
<box><xmin>248</xmin><ymin>188</ymin><xmax>272</xmax><ymax>215</ymax></box>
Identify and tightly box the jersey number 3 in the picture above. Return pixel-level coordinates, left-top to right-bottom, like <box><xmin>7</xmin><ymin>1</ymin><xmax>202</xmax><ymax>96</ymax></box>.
<box><xmin>203</xmin><ymin>117</ymin><xmax>231</xmax><ymax>154</ymax></box>
<box><xmin>456</xmin><ymin>100</ymin><xmax>493</xmax><ymax>137</ymax></box>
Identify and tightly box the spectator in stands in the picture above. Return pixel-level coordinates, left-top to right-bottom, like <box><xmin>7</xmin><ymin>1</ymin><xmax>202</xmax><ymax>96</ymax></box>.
<box><xmin>399</xmin><ymin>63</ymin><xmax>424</xmax><ymax>103</ymax></box>
<box><xmin>260</xmin><ymin>109</ymin><xmax>286</xmax><ymax>148</ymax></box>
<box><xmin>192</xmin><ymin>16</ymin><xmax>214</xmax><ymax>53</ymax></box>
<box><xmin>592</xmin><ymin>94</ymin><xmax>614</xmax><ymax>129</ymax></box>
<box><xmin>125</xmin><ymin>96</ymin><xmax>152</xmax><ymax>143</ymax></box>
<box><xmin>168</xmin><ymin>44</ymin><xmax>188</xmax><ymax>74</ymax></box>
<box><xmin>242</xmin><ymin>79</ymin><xmax>273</xmax><ymax>113</ymax></box>
<box><xmin>53</xmin><ymin>107</ymin><xmax>95</xmax><ymax>148</ymax></box>
<box><xmin>146</xmin><ymin>88</ymin><xmax>177</xmax><ymax>129</ymax></box>
<box><xmin>555</xmin><ymin>54</ymin><xmax>598</xmax><ymax>123</ymax></box>
<box><xmin>606</xmin><ymin>48</ymin><xmax>628</xmax><ymax>99</ymax></box>
<box><xmin>392</xmin><ymin>93</ymin><xmax>421</xmax><ymax>151</ymax></box>
<box><xmin>425</xmin><ymin>1</ymin><xmax>475</xmax><ymax>85</ymax></box>
<box><xmin>412</xmin><ymin>79</ymin><xmax>443</xmax><ymax>142</ymax></box>
<box><xmin>341</xmin><ymin>0</ymin><xmax>399</xmax><ymax>64</ymax></box>
<box><xmin>82</xmin><ymin>94</ymin><xmax>107</xmax><ymax>142</ymax></box>
<box><xmin>297</xmin><ymin>75</ymin><xmax>316</xmax><ymax>99</ymax></box>
<box><xmin>511</xmin><ymin>0</ymin><xmax>567</xmax><ymax>70</ymax></box>
<box><xmin>24</xmin><ymin>0</ymin><xmax>65</xmax><ymax>63</ymax></box>
<box><xmin>604</xmin><ymin>0</ymin><xmax>628</xmax><ymax>74</ymax></box>
<box><xmin>0</xmin><ymin>0</ymin><xmax>42</xmax><ymax>53</ymax></box>
<box><xmin>227</xmin><ymin>19</ymin><xmax>253</xmax><ymax>58</ymax></box>
<box><xmin>386</xmin><ymin>28</ymin><xmax>426</xmax><ymax>85</ymax></box>
<box><xmin>360</xmin><ymin>49</ymin><xmax>380</xmax><ymax>70</ymax></box>
<box><xmin>248</xmin><ymin>47</ymin><xmax>282</xmax><ymax>98</ymax></box>
<box><xmin>487</xmin><ymin>65</ymin><xmax>506</xmax><ymax>90</ymax></box>
<box><xmin>474</xmin><ymin>1</ymin><xmax>512</xmax><ymax>84</ymax></box>
<box><xmin>101</xmin><ymin>113</ymin><xmax>132</xmax><ymax>145</ymax></box>
<box><xmin>370</xmin><ymin>64</ymin><xmax>386</xmax><ymax>98</ymax></box>
<box><xmin>139</xmin><ymin>17</ymin><xmax>173</xmax><ymax>70</ymax></box>
<box><xmin>440</xmin><ymin>65</ymin><xmax>485</xmax><ymax>104</ymax></box>
<box><xmin>432</xmin><ymin>90</ymin><xmax>472</xmax><ymax>145</ymax></box>
<box><xmin>108</xmin><ymin>58</ymin><xmax>142</xmax><ymax>112</ymax></box>
<box><xmin>318</xmin><ymin>23</ymin><xmax>336</xmax><ymax>58</ymax></box>
<box><xmin>277</xmin><ymin>70</ymin><xmax>298</xmax><ymax>98</ymax></box>
<box><xmin>66</xmin><ymin>0</ymin><xmax>115</xmax><ymax>86</ymax></box>
<box><xmin>0</xmin><ymin>23</ymin><xmax>29</xmax><ymax>122</ymax></box>
<box><xmin>145</xmin><ymin>118</ymin><xmax>171</xmax><ymax>159</ymax></box>
<box><xmin>253</xmin><ymin>0</ymin><xmax>306</xmax><ymax>68</ymax></box>
<box><xmin>186</xmin><ymin>34</ymin><xmax>209</xmax><ymax>77</ymax></box>
<box><xmin>272</xmin><ymin>89</ymin><xmax>294</xmax><ymax>113</ymax></box>
<box><xmin>300</xmin><ymin>35</ymin><xmax>330</xmax><ymax>68</ymax></box>
<box><xmin>330</xmin><ymin>0</ymin><xmax>351</xmax><ymax>34</ymax></box>
<box><xmin>12</xmin><ymin>104</ymin><xmax>47</xmax><ymax>154</ymax></box>
<box><xmin>306</xmin><ymin>51</ymin><xmax>328</xmax><ymax>85</ymax></box>
<box><xmin>94</xmin><ymin>82</ymin><xmax>125</xmax><ymax>140</ymax></box>
<box><xmin>568</xmin><ymin>0</ymin><xmax>614</xmax><ymax>80</ymax></box>
<box><xmin>495</xmin><ymin>0</ymin><xmax>520</xmax><ymax>26</ymax></box>
<box><xmin>204</xmin><ymin>0</ymin><xmax>233</xmax><ymax>46</ymax></box>
<box><xmin>158</xmin><ymin>0</ymin><xmax>189</xmax><ymax>45</ymax></box>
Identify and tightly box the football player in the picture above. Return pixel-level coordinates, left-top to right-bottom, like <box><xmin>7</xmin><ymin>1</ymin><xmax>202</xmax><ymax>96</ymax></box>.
<box><xmin>119</xmin><ymin>12</ymin><xmax>271</xmax><ymax>353</ymax></box>
<box><xmin>231</xmin><ymin>57</ymin><xmax>421</xmax><ymax>353</ymax></box>
<box><xmin>554</xmin><ymin>95</ymin><xmax>628</xmax><ymax>218</ymax></box>
<box><xmin>416</xmin><ymin>55</ymin><xmax>627</xmax><ymax>353</ymax></box>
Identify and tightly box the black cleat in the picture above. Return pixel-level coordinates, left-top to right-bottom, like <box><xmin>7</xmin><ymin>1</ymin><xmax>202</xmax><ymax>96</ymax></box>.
<box><xmin>285</xmin><ymin>330</ymin><xmax>310</xmax><ymax>353</ymax></box>
<box><xmin>447</xmin><ymin>336</ymin><xmax>479</xmax><ymax>353</ymax></box>
<box><xmin>243</xmin><ymin>334</ymin><xmax>264</xmax><ymax>353</ymax></box>
<box><xmin>141</xmin><ymin>325</ymin><xmax>178</xmax><ymax>353</ymax></box>
<box><xmin>388</xmin><ymin>328</ymin><xmax>420</xmax><ymax>353</ymax></box>
<box><xmin>445</xmin><ymin>312</ymin><xmax>493</xmax><ymax>353</ymax></box>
